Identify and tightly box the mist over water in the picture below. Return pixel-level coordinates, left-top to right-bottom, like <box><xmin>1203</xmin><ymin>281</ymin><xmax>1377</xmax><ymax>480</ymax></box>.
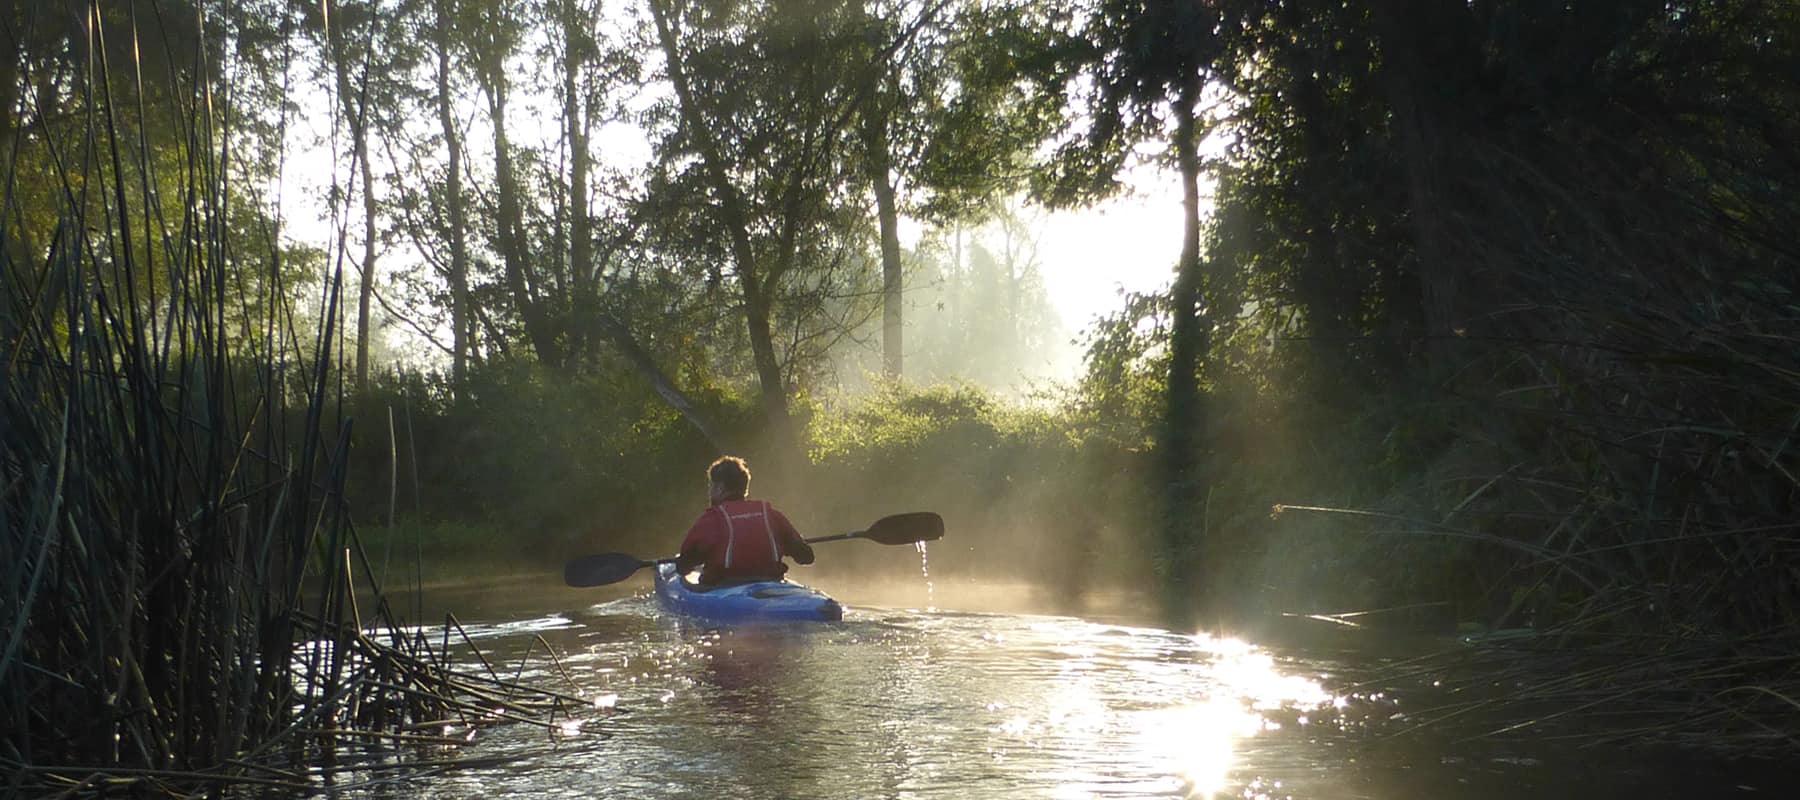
<box><xmin>322</xmin><ymin>581</ymin><xmax>1777</xmax><ymax>800</ymax></box>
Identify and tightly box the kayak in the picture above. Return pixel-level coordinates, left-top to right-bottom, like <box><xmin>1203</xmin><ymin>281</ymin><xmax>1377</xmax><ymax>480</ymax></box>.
<box><xmin>652</xmin><ymin>562</ymin><xmax>843</xmax><ymax>622</ymax></box>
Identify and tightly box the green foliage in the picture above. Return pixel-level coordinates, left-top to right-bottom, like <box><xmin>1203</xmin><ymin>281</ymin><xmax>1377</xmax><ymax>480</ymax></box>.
<box><xmin>1070</xmin><ymin>290</ymin><xmax>1167</xmax><ymax>449</ymax></box>
<box><xmin>902</xmin><ymin>1</ymin><xmax>1074</xmax><ymax>222</ymax></box>
<box><xmin>809</xmin><ymin>382</ymin><xmax>1002</xmax><ymax>466</ymax></box>
<box><xmin>328</xmin><ymin>374</ymin><xmax>1163</xmax><ymax>597</ymax></box>
<box><xmin>805</xmin><ymin>382</ymin><xmax>1156</xmax><ymax>593</ymax></box>
<box><xmin>1065</xmin><ymin>0</ymin><xmax>1800</xmax><ymax>651</ymax></box>
<box><xmin>336</xmin><ymin>363</ymin><xmax>744</xmax><ymax>553</ymax></box>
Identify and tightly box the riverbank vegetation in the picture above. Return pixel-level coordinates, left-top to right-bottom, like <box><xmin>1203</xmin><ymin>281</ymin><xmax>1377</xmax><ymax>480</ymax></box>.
<box><xmin>5</xmin><ymin>0</ymin><xmax>1797</xmax><ymax>788</ymax></box>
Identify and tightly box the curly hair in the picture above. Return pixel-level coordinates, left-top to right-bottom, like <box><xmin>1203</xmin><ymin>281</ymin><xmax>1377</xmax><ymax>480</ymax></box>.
<box><xmin>707</xmin><ymin>455</ymin><xmax>751</xmax><ymax>499</ymax></box>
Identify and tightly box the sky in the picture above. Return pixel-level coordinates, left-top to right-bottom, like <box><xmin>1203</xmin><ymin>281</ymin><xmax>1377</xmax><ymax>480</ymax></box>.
<box><xmin>1035</xmin><ymin>179</ymin><xmax>1186</xmax><ymax>336</ymax></box>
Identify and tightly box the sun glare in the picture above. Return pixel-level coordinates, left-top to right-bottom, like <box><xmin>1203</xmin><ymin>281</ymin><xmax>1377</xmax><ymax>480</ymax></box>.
<box><xmin>994</xmin><ymin>625</ymin><xmax>1337</xmax><ymax>799</ymax></box>
<box><xmin>1139</xmin><ymin>635</ymin><xmax>1333</xmax><ymax>798</ymax></box>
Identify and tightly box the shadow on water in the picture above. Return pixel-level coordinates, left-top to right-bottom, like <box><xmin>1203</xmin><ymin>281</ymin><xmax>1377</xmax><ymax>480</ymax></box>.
<box><xmin>316</xmin><ymin>574</ymin><xmax>1794</xmax><ymax>800</ymax></box>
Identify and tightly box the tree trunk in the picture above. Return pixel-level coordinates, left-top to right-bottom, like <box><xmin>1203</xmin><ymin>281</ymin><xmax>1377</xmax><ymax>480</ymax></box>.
<box><xmin>1160</xmin><ymin>76</ymin><xmax>1208</xmax><ymax>629</ymax></box>
<box><xmin>864</xmin><ymin>98</ymin><xmax>904</xmax><ymax>379</ymax></box>
<box><xmin>434</xmin><ymin>0</ymin><xmax>471</xmax><ymax>400</ymax></box>
<box><xmin>1372</xmin><ymin>0</ymin><xmax>1475</xmax><ymax>365</ymax></box>
<box><xmin>739</xmin><ymin>269</ymin><xmax>792</xmax><ymax>447</ymax></box>
<box><xmin>648</xmin><ymin>0</ymin><xmax>793</xmax><ymax>451</ymax></box>
<box><xmin>593</xmin><ymin>312</ymin><xmax>729</xmax><ymax>450</ymax></box>
<box><xmin>0</xmin><ymin>44</ymin><xmax>22</xmax><ymax>272</ymax></box>
<box><xmin>950</xmin><ymin>225</ymin><xmax>962</xmax><ymax>350</ymax></box>
<box><xmin>1274</xmin><ymin>3</ymin><xmax>1353</xmax><ymax>361</ymax></box>
<box><xmin>563</xmin><ymin>0</ymin><xmax>593</xmax><ymax>358</ymax></box>
<box><xmin>0</xmin><ymin>43</ymin><xmax>17</xmax><ymax>163</ymax></box>
<box><xmin>1290</xmin><ymin>80</ymin><xmax>1350</xmax><ymax>343</ymax></box>
<box><xmin>356</xmin><ymin>127</ymin><xmax>376</xmax><ymax>390</ymax></box>
<box><xmin>1000</xmin><ymin>207</ymin><xmax>1023</xmax><ymax>359</ymax></box>
<box><xmin>486</xmin><ymin>71</ymin><xmax>565</xmax><ymax>367</ymax></box>
<box><xmin>330</xmin><ymin>29</ymin><xmax>377</xmax><ymax>392</ymax></box>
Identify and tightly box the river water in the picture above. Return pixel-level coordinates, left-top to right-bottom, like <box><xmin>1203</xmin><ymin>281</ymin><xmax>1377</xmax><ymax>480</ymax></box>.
<box><xmin>319</xmin><ymin>576</ymin><xmax>1775</xmax><ymax>799</ymax></box>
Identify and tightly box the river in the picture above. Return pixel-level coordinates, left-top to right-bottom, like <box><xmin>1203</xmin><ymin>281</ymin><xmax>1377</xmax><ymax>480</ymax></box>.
<box><xmin>310</xmin><ymin>574</ymin><xmax>1778</xmax><ymax>799</ymax></box>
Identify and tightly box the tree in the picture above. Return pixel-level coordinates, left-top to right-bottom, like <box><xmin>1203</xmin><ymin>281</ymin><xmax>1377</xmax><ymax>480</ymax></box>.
<box><xmin>433</xmin><ymin>0</ymin><xmax>475</xmax><ymax>395</ymax></box>
<box><xmin>645</xmin><ymin>0</ymin><xmax>877</xmax><ymax>457</ymax></box>
<box><xmin>1</xmin><ymin>0</ymin><xmax>306</xmax><ymax>351</ymax></box>
<box><xmin>852</xmin><ymin>0</ymin><xmax>1068</xmax><ymax>379</ymax></box>
<box><xmin>556</xmin><ymin>0</ymin><xmax>731</xmax><ymax>447</ymax></box>
<box><xmin>467</xmin><ymin>0</ymin><xmax>566</xmax><ymax>368</ymax></box>
<box><xmin>900</xmin><ymin>202</ymin><xmax>1067</xmax><ymax>392</ymax></box>
<box><xmin>1044</xmin><ymin>0</ymin><xmax>1225</xmax><ymax>626</ymax></box>
<box><xmin>300</xmin><ymin>0</ymin><xmax>423</xmax><ymax>390</ymax></box>
<box><xmin>1178</xmin><ymin>0</ymin><xmax>1800</xmax><ymax>646</ymax></box>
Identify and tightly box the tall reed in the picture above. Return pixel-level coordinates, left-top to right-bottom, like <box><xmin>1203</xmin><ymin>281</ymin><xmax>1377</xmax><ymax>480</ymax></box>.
<box><xmin>0</xmin><ymin>2</ymin><xmax>576</xmax><ymax>793</ymax></box>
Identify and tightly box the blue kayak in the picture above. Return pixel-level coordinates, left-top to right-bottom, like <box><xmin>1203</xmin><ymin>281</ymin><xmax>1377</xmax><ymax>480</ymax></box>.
<box><xmin>653</xmin><ymin>563</ymin><xmax>843</xmax><ymax>622</ymax></box>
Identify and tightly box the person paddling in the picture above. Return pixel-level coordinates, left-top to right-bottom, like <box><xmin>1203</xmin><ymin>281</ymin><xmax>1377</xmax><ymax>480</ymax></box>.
<box><xmin>674</xmin><ymin>456</ymin><xmax>815</xmax><ymax>587</ymax></box>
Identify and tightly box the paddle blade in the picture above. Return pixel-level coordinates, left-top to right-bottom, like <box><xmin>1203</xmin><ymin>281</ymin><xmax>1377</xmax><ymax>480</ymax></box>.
<box><xmin>563</xmin><ymin>553</ymin><xmax>652</xmax><ymax>587</ymax></box>
<box><xmin>861</xmin><ymin>512</ymin><xmax>945</xmax><ymax>546</ymax></box>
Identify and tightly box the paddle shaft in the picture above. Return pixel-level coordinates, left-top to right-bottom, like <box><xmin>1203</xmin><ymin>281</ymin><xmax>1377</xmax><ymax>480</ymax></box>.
<box><xmin>801</xmin><ymin>531</ymin><xmax>864</xmax><ymax>545</ymax></box>
<box><xmin>563</xmin><ymin>512</ymin><xmax>942</xmax><ymax>587</ymax></box>
<box><xmin>649</xmin><ymin>530</ymin><xmax>863</xmax><ymax>569</ymax></box>
<box><xmin>660</xmin><ymin>530</ymin><xmax>861</xmax><ymax>561</ymax></box>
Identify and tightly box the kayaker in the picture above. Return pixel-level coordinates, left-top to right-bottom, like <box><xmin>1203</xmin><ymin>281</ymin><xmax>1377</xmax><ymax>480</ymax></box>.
<box><xmin>675</xmin><ymin>456</ymin><xmax>815</xmax><ymax>586</ymax></box>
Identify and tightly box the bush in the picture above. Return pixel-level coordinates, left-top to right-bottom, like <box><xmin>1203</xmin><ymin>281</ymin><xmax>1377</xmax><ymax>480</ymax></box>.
<box><xmin>804</xmin><ymin>383</ymin><xmax>1156</xmax><ymax>599</ymax></box>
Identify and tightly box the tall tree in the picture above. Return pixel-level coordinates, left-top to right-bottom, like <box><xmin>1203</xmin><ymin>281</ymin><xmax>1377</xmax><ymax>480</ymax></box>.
<box><xmin>320</xmin><ymin>0</ymin><xmax>382</xmax><ymax>390</ymax></box>
<box><xmin>645</xmin><ymin>0</ymin><xmax>872</xmax><ymax>455</ymax></box>
<box><xmin>553</xmin><ymin>0</ymin><xmax>730</xmax><ymax>446</ymax></box>
<box><xmin>561</xmin><ymin>0</ymin><xmax>596</xmax><ymax>358</ymax></box>
<box><xmin>298</xmin><ymin>0</ymin><xmax>423</xmax><ymax>388</ymax></box>
<box><xmin>861</xmin><ymin>69</ymin><xmax>905</xmax><ymax>378</ymax></box>
<box><xmin>1043</xmin><ymin>0</ymin><xmax>1224</xmax><ymax>626</ymax></box>
<box><xmin>470</xmin><ymin>0</ymin><xmax>566</xmax><ymax>367</ymax></box>
<box><xmin>2</xmin><ymin>0</ymin><xmax>299</xmax><ymax>344</ymax></box>
<box><xmin>432</xmin><ymin>0</ymin><xmax>474</xmax><ymax>395</ymax></box>
<box><xmin>1178</xmin><ymin>0</ymin><xmax>1800</xmax><ymax>641</ymax></box>
<box><xmin>852</xmin><ymin>0</ymin><xmax>1067</xmax><ymax>379</ymax></box>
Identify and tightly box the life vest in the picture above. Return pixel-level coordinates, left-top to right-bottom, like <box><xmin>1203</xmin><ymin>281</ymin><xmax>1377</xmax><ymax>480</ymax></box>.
<box><xmin>693</xmin><ymin>499</ymin><xmax>787</xmax><ymax>583</ymax></box>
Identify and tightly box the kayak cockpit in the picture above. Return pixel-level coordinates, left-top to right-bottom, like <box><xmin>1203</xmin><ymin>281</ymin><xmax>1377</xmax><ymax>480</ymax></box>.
<box><xmin>653</xmin><ymin>563</ymin><xmax>843</xmax><ymax>622</ymax></box>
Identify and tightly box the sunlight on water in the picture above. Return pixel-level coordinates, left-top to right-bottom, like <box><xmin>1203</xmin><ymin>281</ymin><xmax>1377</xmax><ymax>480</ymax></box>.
<box><xmin>1144</xmin><ymin>635</ymin><xmax>1333</xmax><ymax>798</ymax></box>
<box><xmin>1014</xmin><ymin>629</ymin><xmax>1337</xmax><ymax>799</ymax></box>
<box><xmin>1134</xmin><ymin>698</ymin><xmax>1255</xmax><ymax>797</ymax></box>
<box><xmin>289</xmin><ymin>588</ymin><xmax>1768</xmax><ymax>800</ymax></box>
<box><xmin>1200</xmin><ymin>634</ymin><xmax>1335</xmax><ymax>711</ymax></box>
<box><xmin>342</xmin><ymin>603</ymin><xmax>1369</xmax><ymax>799</ymax></box>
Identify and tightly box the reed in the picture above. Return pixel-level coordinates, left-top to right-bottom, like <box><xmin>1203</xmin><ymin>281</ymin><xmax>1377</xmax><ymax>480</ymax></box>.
<box><xmin>0</xmin><ymin>3</ymin><xmax>576</xmax><ymax>794</ymax></box>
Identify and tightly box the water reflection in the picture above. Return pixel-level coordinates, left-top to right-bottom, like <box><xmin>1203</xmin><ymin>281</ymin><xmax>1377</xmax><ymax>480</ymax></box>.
<box><xmin>305</xmin><ymin>597</ymin><xmax>1759</xmax><ymax>800</ymax></box>
<box><xmin>565</xmin><ymin>608</ymin><xmax>1337</xmax><ymax>798</ymax></box>
<box><xmin>937</xmin><ymin>623</ymin><xmax>1337</xmax><ymax>799</ymax></box>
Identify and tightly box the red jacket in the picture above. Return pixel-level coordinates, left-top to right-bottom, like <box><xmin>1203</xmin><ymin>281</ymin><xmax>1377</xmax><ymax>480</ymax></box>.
<box><xmin>676</xmin><ymin>499</ymin><xmax>814</xmax><ymax>584</ymax></box>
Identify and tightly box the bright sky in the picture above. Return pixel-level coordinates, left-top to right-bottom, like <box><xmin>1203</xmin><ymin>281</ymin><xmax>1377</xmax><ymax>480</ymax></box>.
<box><xmin>1035</xmin><ymin>177</ymin><xmax>1187</xmax><ymax>335</ymax></box>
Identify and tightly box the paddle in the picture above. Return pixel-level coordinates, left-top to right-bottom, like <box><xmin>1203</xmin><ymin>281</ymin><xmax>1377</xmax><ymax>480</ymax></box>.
<box><xmin>562</xmin><ymin>511</ymin><xmax>944</xmax><ymax>588</ymax></box>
